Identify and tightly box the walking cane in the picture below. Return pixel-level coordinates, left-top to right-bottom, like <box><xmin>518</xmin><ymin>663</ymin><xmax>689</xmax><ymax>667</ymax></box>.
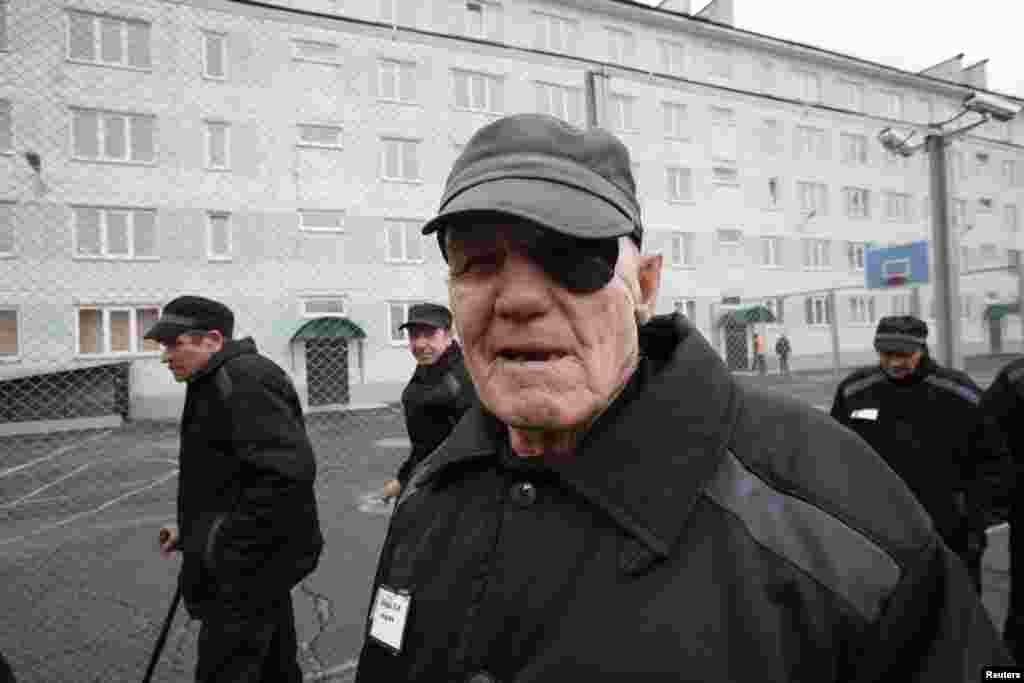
<box><xmin>142</xmin><ymin>584</ymin><xmax>181</xmax><ymax>683</ymax></box>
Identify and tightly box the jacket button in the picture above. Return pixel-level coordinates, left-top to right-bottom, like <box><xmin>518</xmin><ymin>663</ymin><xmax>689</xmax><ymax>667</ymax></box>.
<box><xmin>467</xmin><ymin>672</ymin><xmax>496</xmax><ymax>683</ymax></box>
<box><xmin>510</xmin><ymin>481</ymin><xmax>537</xmax><ymax>507</ymax></box>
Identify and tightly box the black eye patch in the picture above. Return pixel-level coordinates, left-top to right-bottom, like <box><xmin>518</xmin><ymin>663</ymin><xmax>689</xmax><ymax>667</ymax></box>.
<box><xmin>441</xmin><ymin>220</ymin><xmax>619</xmax><ymax>294</ymax></box>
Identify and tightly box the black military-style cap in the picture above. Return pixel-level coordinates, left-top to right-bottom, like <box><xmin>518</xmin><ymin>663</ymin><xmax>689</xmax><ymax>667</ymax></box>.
<box><xmin>143</xmin><ymin>295</ymin><xmax>235</xmax><ymax>341</ymax></box>
<box><xmin>420</xmin><ymin>113</ymin><xmax>642</xmax><ymax>247</ymax></box>
<box><xmin>399</xmin><ymin>303</ymin><xmax>453</xmax><ymax>331</ymax></box>
<box><xmin>874</xmin><ymin>315</ymin><xmax>928</xmax><ymax>354</ymax></box>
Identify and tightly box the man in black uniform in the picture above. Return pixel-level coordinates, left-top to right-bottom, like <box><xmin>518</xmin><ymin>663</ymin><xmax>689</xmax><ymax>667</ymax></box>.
<box><xmin>148</xmin><ymin>296</ymin><xmax>323</xmax><ymax>683</ymax></box>
<box><xmin>354</xmin><ymin>114</ymin><xmax>1010</xmax><ymax>682</ymax></box>
<box><xmin>981</xmin><ymin>357</ymin><xmax>1024</xmax><ymax>659</ymax></box>
<box><xmin>831</xmin><ymin>315</ymin><xmax>1011</xmax><ymax>592</ymax></box>
<box><xmin>379</xmin><ymin>303</ymin><xmax>476</xmax><ymax>502</ymax></box>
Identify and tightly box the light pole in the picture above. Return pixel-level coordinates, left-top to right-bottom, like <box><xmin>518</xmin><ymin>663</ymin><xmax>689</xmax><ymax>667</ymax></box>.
<box><xmin>878</xmin><ymin>92</ymin><xmax>1022</xmax><ymax>370</ymax></box>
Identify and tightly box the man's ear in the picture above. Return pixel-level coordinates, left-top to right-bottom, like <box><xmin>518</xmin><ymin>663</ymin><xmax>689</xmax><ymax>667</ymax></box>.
<box><xmin>637</xmin><ymin>253</ymin><xmax>663</xmax><ymax>317</ymax></box>
<box><xmin>205</xmin><ymin>329</ymin><xmax>226</xmax><ymax>352</ymax></box>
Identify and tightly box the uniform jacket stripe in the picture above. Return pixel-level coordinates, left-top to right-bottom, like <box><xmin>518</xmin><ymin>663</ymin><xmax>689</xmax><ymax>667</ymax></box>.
<box><xmin>705</xmin><ymin>450</ymin><xmax>901</xmax><ymax>623</ymax></box>
<box><xmin>924</xmin><ymin>375</ymin><xmax>980</xmax><ymax>405</ymax></box>
<box><xmin>842</xmin><ymin>371</ymin><xmax>885</xmax><ymax>399</ymax></box>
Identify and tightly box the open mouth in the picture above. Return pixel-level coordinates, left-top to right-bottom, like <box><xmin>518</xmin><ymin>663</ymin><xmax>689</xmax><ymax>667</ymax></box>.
<box><xmin>497</xmin><ymin>349</ymin><xmax>569</xmax><ymax>363</ymax></box>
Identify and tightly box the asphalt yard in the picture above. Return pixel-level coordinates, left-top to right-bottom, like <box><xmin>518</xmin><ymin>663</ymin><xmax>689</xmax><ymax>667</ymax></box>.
<box><xmin>0</xmin><ymin>373</ymin><xmax>1013</xmax><ymax>681</ymax></box>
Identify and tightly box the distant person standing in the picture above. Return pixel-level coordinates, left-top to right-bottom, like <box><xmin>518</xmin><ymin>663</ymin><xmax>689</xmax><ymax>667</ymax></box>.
<box><xmin>830</xmin><ymin>315</ymin><xmax>1012</xmax><ymax>593</ymax></box>
<box><xmin>378</xmin><ymin>303</ymin><xmax>476</xmax><ymax>502</ymax></box>
<box><xmin>753</xmin><ymin>332</ymin><xmax>767</xmax><ymax>375</ymax></box>
<box><xmin>980</xmin><ymin>357</ymin><xmax>1024</xmax><ymax>660</ymax></box>
<box><xmin>775</xmin><ymin>332</ymin><xmax>792</xmax><ymax>377</ymax></box>
<box><xmin>146</xmin><ymin>296</ymin><xmax>323</xmax><ymax>683</ymax></box>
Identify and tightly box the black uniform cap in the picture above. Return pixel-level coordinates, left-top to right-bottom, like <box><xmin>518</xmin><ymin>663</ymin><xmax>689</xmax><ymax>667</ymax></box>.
<box><xmin>399</xmin><ymin>303</ymin><xmax>453</xmax><ymax>332</ymax></box>
<box><xmin>143</xmin><ymin>295</ymin><xmax>235</xmax><ymax>342</ymax></box>
<box><xmin>874</xmin><ymin>315</ymin><xmax>928</xmax><ymax>354</ymax></box>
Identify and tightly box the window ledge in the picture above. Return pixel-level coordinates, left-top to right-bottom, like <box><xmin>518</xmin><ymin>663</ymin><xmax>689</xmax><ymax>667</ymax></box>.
<box><xmin>202</xmin><ymin>74</ymin><xmax>228</xmax><ymax>82</ymax></box>
<box><xmin>293</xmin><ymin>58</ymin><xmax>342</xmax><ymax>67</ymax></box>
<box><xmin>300</xmin><ymin>228</ymin><xmax>346</xmax><ymax>234</ymax></box>
<box><xmin>381</xmin><ymin>178</ymin><xmax>423</xmax><ymax>185</ymax></box>
<box><xmin>666</xmin><ymin>199</ymin><xmax>696</xmax><ymax>206</ymax></box>
<box><xmin>664</xmin><ymin>135</ymin><xmax>692</xmax><ymax>143</ymax></box>
<box><xmin>75</xmin><ymin>352</ymin><xmax>161</xmax><ymax>361</ymax></box>
<box><xmin>207</xmin><ymin>255</ymin><xmax>233</xmax><ymax>262</ymax></box>
<box><xmin>72</xmin><ymin>255</ymin><xmax>160</xmax><ymax>262</ymax></box>
<box><xmin>385</xmin><ymin>259</ymin><xmax>426</xmax><ymax>265</ymax></box>
<box><xmin>452</xmin><ymin>106</ymin><xmax>503</xmax><ymax>116</ymax></box>
<box><xmin>66</xmin><ymin>58</ymin><xmax>152</xmax><ymax>73</ymax></box>
<box><xmin>71</xmin><ymin>158</ymin><xmax>157</xmax><ymax>167</ymax></box>
<box><xmin>377</xmin><ymin>98</ymin><xmax>420</xmax><ymax>107</ymax></box>
<box><xmin>296</xmin><ymin>143</ymin><xmax>343</xmax><ymax>151</ymax></box>
<box><xmin>760</xmin><ymin>264</ymin><xmax>782</xmax><ymax>269</ymax></box>
<box><xmin>205</xmin><ymin>166</ymin><xmax>232</xmax><ymax>173</ymax></box>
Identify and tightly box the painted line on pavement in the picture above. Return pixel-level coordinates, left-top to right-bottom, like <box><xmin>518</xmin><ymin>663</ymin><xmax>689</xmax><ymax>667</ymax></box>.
<box><xmin>0</xmin><ymin>463</ymin><xmax>92</xmax><ymax>508</ymax></box>
<box><xmin>0</xmin><ymin>430</ymin><xmax>112</xmax><ymax>479</ymax></box>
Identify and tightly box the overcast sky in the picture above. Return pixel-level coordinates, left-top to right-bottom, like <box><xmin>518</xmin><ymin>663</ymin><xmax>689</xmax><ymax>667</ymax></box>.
<box><xmin>640</xmin><ymin>0</ymin><xmax>1024</xmax><ymax>97</ymax></box>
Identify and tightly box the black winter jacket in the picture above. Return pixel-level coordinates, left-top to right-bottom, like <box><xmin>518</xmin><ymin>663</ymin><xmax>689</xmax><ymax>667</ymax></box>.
<box><xmin>356</xmin><ymin>314</ymin><xmax>1009</xmax><ymax>682</ymax></box>
<box><xmin>831</xmin><ymin>357</ymin><xmax>1012</xmax><ymax>547</ymax></box>
<box><xmin>177</xmin><ymin>338</ymin><xmax>323</xmax><ymax>617</ymax></box>
<box><xmin>396</xmin><ymin>341</ymin><xmax>476</xmax><ymax>488</ymax></box>
<box><xmin>981</xmin><ymin>358</ymin><xmax>1024</xmax><ymax>619</ymax></box>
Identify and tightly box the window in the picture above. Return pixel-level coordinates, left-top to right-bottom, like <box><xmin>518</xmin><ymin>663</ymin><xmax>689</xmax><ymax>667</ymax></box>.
<box><xmin>847</xmin><ymin>242</ymin><xmax>867</xmax><ymax>271</ymax></box>
<box><xmin>670</xmin><ymin>232</ymin><xmax>696</xmax><ymax>268</ymax></box>
<box><xmin>839</xmin><ymin>80</ymin><xmax>864</xmax><ymax>112</ymax></box>
<box><xmin>77</xmin><ymin>305</ymin><xmax>161</xmax><ymax>355</ymax></box>
<box><xmin>606</xmin><ymin>27</ymin><xmax>635</xmax><ymax>62</ymax></box>
<box><xmin>713</xmin><ymin>167</ymin><xmax>738</xmax><ymax>185</ymax></box>
<box><xmin>974</xmin><ymin>152</ymin><xmax>991</xmax><ymax>176</ymax></box>
<box><xmin>844</xmin><ymin>187</ymin><xmax>870</xmax><ymax>219</ymax></box>
<box><xmin>379</xmin><ymin>60</ymin><xmax>416</xmax><ymax>103</ymax></box>
<box><xmin>848</xmin><ymin>296</ymin><xmax>877</xmax><ymax>324</ymax></box>
<box><xmin>761</xmin><ymin>236</ymin><xmax>781</xmax><ymax>267</ymax></box>
<box><xmin>463</xmin><ymin>1</ymin><xmax>500</xmax><ymax>40</ymax></box>
<box><xmin>202</xmin><ymin>31</ymin><xmax>227</xmax><ymax>79</ymax></box>
<box><xmin>0</xmin><ymin>308</ymin><xmax>17</xmax><ymax>358</ymax></box>
<box><xmin>379</xmin><ymin>0</ymin><xmax>415</xmax><ymax>25</ymax></box>
<box><xmin>794</xmin><ymin>70</ymin><xmax>820</xmax><ymax>103</ymax></box>
<box><xmin>883</xmin><ymin>192</ymin><xmax>911</xmax><ymax>222</ymax></box>
<box><xmin>385</xmin><ymin>219</ymin><xmax>424</xmax><ymax>263</ymax></box>
<box><xmin>73</xmin><ymin>206</ymin><xmax>157</xmax><ymax>259</ymax></box>
<box><xmin>1003</xmin><ymin>160</ymin><xmax>1018</xmax><ymax>187</ymax></box>
<box><xmin>840</xmin><ymin>133</ymin><xmax>867</xmax><ymax>165</ymax></box>
<box><xmin>535</xmin><ymin>82</ymin><xmax>582</xmax><ymax>126</ymax></box>
<box><xmin>453</xmin><ymin>70</ymin><xmax>502</xmax><ymax>113</ymax></box>
<box><xmin>802</xmin><ymin>238</ymin><xmax>831</xmax><ymax>270</ymax></box>
<box><xmin>717</xmin><ymin>228</ymin><xmax>743</xmax><ymax>246</ymax></box>
<box><xmin>533</xmin><ymin>12</ymin><xmax>579</xmax><ymax>54</ymax></box>
<box><xmin>205</xmin><ymin>121</ymin><xmax>229</xmax><ymax>170</ymax></box>
<box><xmin>292</xmin><ymin>39</ymin><xmax>341</xmax><ymax>65</ymax></box>
<box><xmin>794</xmin><ymin>126</ymin><xmax>827</xmax><ymax>160</ymax></box>
<box><xmin>207</xmin><ymin>211</ymin><xmax>230</xmax><ymax>259</ymax></box>
<box><xmin>0</xmin><ymin>201</ymin><xmax>12</xmax><ymax>255</ymax></box>
<box><xmin>658</xmin><ymin>39</ymin><xmax>686</xmax><ymax>76</ymax></box>
<box><xmin>299</xmin><ymin>209</ymin><xmax>345</xmax><ymax>233</ymax></box>
<box><xmin>381</xmin><ymin>138</ymin><xmax>420</xmax><ymax>181</ymax></box>
<box><xmin>666</xmin><ymin>167</ymin><xmax>693</xmax><ymax>202</ymax></box>
<box><xmin>302</xmin><ymin>298</ymin><xmax>346</xmax><ymax>318</ymax></box>
<box><xmin>297</xmin><ymin>123</ymin><xmax>343</xmax><ymax>149</ymax></box>
<box><xmin>763</xmin><ymin>297</ymin><xmax>785</xmax><ymax>324</ymax></box>
<box><xmin>797</xmin><ymin>182</ymin><xmax>828</xmax><ymax>215</ymax></box>
<box><xmin>663</xmin><ymin>102</ymin><xmax>688</xmax><ymax>139</ymax></box>
<box><xmin>388</xmin><ymin>301</ymin><xmax>427</xmax><ymax>343</ymax></box>
<box><xmin>608</xmin><ymin>94</ymin><xmax>636</xmax><ymax>132</ymax></box>
<box><xmin>710</xmin><ymin>107</ymin><xmax>736</xmax><ymax>161</ymax></box>
<box><xmin>67</xmin><ymin>10</ymin><xmax>151</xmax><ymax>68</ymax></box>
<box><xmin>673</xmin><ymin>299</ymin><xmax>697</xmax><ymax>321</ymax></box>
<box><xmin>881</xmin><ymin>91</ymin><xmax>903</xmax><ymax>119</ymax></box>
<box><xmin>1005</xmin><ymin>204</ymin><xmax>1019</xmax><ymax>233</ymax></box>
<box><xmin>0</xmin><ymin>99</ymin><xmax>10</xmax><ymax>152</ymax></box>
<box><xmin>805</xmin><ymin>295</ymin><xmax>833</xmax><ymax>325</ymax></box>
<box><xmin>706</xmin><ymin>44</ymin><xmax>731</xmax><ymax>80</ymax></box>
<box><xmin>766</xmin><ymin>177</ymin><xmax>781</xmax><ymax>209</ymax></box>
<box><xmin>72</xmin><ymin>108</ymin><xmax>155</xmax><ymax>163</ymax></box>
<box><xmin>760</xmin><ymin>119</ymin><xmax>782</xmax><ymax>156</ymax></box>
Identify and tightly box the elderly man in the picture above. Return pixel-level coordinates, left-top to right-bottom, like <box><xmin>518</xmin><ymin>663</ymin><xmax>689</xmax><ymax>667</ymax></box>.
<box><xmin>379</xmin><ymin>302</ymin><xmax>476</xmax><ymax>502</ymax></box>
<box><xmin>831</xmin><ymin>315</ymin><xmax>1012</xmax><ymax>593</ymax></box>
<box><xmin>355</xmin><ymin>114</ymin><xmax>1010</xmax><ymax>681</ymax></box>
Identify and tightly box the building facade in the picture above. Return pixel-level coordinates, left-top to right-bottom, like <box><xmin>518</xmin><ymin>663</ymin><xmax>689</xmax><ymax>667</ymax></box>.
<box><xmin>1</xmin><ymin>0</ymin><xmax>1022</xmax><ymax>420</ymax></box>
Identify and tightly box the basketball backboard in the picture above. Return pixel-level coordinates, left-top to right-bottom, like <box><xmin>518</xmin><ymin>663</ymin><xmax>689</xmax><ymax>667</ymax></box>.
<box><xmin>865</xmin><ymin>241</ymin><xmax>930</xmax><ymax>289</ymax></box>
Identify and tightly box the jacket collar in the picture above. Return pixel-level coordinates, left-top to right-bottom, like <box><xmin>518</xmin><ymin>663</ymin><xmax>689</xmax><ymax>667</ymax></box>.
<box><xmin>413</xmin><ymin>314</ymin><xmax>741</xmax><ymax>559</ymax></box>
<box><xmin>187</xmin><ymin>337</ymin><xmax>258</xmax><ymax>384</ymax></box>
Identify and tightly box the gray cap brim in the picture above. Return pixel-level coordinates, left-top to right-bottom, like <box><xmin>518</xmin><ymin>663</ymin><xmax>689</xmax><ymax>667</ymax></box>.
<box><xmin>874</xmin><ymin>338</ymin><xmax>923</xmax><ymax>355</ymax></box>
<box><xmin>421</xmin><ymin>177</ymin><xmax>635</xmax><ymax>240</ymax></box>
<box><xmin>143</xmin><ymin>320</ymin><xmax>192</xmax><ymax>342</ymax></box>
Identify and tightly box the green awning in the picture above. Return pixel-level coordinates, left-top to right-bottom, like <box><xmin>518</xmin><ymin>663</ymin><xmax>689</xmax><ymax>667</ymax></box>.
<box><xmin>718</xmin><ymin>305</ymin><xmax>777</xmax><ymax>327</ymax></box>
<box><xmin>984</xmin><ymin>303</ymin><xmax>1020</xmax><ymax>321</ymax></box>
<box><xmin>291</xmin><ymin>317</ymin><xmax>367</xmax><ymax>341</ymax></box>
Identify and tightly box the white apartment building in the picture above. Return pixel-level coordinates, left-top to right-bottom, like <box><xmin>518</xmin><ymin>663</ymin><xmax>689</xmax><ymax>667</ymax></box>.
<box><xmin>0</xmin><ymin>0</ymin><xmax>1022</xmax><ymax>421</ymax></box>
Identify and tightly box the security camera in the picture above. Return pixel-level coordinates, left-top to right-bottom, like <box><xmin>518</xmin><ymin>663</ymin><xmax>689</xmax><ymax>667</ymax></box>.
<box><xmin>963</xmin><ymin>92</ymin><xmax>1022</xmax><ymax>122</ymax></box>
<box><xmin>878</xmin><ymin>128</ymin><xmax>914</xmax><ymax>157</ymax></box>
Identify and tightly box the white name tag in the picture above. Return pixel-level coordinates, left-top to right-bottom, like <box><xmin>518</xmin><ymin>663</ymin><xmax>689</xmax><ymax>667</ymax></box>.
<box><xmin>369</xmin><ymin>586</ymin><xmax>411</xmax><ymax>654</ymax></box>
<box><xmin>851</xmin><ymin>408</ymin><xmax>879</xmax><ymax>421</ymax></box>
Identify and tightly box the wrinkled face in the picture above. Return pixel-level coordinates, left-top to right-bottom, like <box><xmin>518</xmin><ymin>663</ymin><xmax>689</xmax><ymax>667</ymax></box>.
<box><xmin>159</xmin><ymin>331</ymin><xmax>223</xmax><ymax>382</ymax></box>
<box><xmin>879</xmin><ymin>349</ymin><xmax>923</xmax><ymax>379</ymax></box>
<box><xmin>445</xmin><ymin>220</ymin><xmax>658</xmax><ymax>432</ymax></box>
<box><xmin>407</xmin><ymin>324</ymin><xmax>453</xmax><ymax>366</ymax></box>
